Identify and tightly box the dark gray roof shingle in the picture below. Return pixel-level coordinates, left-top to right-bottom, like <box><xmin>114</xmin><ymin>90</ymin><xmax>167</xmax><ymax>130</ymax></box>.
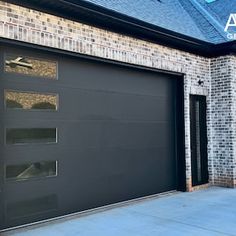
<box><xmin>197</xmin><ymin>0</ymin><xmax>234</xmax><ymax>27</ymax></box>
<box><xmin>179</xmin><ymin>0</ymin><xmax>227</xmax><ymax>43</ymax></box>
<box><xmin>83</xmin><ymin>0</ymin><xmax>208</xmax><ymax>41</ymax></box>
<box><xmin>82</xmin><ymin>0</ymin><xmax>236</xmax><ymax>43</ymax></box>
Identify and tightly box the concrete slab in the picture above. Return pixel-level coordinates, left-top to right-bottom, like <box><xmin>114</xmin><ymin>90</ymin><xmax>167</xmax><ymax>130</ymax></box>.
<box><xmin>2</xmin><ymin>187</ymin><xmax>236</xmax><ymax>236</ymax></box>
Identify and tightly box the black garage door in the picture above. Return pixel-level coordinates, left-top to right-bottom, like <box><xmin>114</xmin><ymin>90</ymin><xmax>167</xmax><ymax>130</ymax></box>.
<box><xmin>0</xmin><ymin>44</ymin><xmax>184</xmax><ymax>230</ymax></box>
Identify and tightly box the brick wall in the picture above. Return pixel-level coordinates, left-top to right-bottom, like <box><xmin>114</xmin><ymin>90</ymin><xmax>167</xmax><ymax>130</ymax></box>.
<box><xmin>232</xmin><ymin>57</ymin><xmax>236</xmax><ymax>187</ymax></box>
<box><xmin>210</xmin><ymin>56</ymin><xmax>236</xmax><ymax>188</ymax></box>
<box><xmin>210</xmin><ymin>56</ymin><xmax>235</xmax><ymax>187</ymax></box>
<box><xmin>0</xmin><ymin>1</ymin><xmax>234</xmax><ymax>190</ymax></box>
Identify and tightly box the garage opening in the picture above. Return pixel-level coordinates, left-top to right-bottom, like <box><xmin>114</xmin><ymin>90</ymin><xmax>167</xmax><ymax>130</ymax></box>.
<box><xmin>0</xmin><ymin>43</ymin><xmax>185</xmax><ymax>230</ymax></box>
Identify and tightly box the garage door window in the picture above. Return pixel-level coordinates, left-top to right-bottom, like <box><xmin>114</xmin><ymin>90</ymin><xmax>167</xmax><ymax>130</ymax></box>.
<box><xmin>5</xmin><ymin>161</ymin><xmax>57</xmax><ymax>181</ymax></box>
<box><xmin>4</xmin><ymin>54</ymin><xmax>57</xmax><ymax>79</ymax></box>
<box><xmin>5</xmin><ymin>90</ymin><xmax>58</xmax><ymax>110</ymax></box>
<box><xmin>6</xmin><ymin>128</ymin><xmax>57</xmax><ymax>144</ymax></box>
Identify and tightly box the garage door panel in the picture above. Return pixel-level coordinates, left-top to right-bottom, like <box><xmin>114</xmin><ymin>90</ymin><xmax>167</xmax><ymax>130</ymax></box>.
<box><xmin>5</xmin><ymin>210</ymin><xmax>57</xmax><ymax>230</ymax></box>
<box><xmin>59</xmin><ymin>146</ymin><xmax>175</xmax><ymax>187</ymax></box>
<box><xmin>3</xmin><ymin>94</ymin><xmax>172</xmax><ymax>122</ymax></box>
<box><xmin>3</xmin><ymin>146</ymin><xmax>60</xmax><ymax>164</ymax></box>
<box><xmin>5</xmin><ymin>179</ymin><xmax>59</xmax><ymax>201</ymax></box>
<box><xmin>3</xmin><ymin>145</ymin><xmax>175</xmax><ymax>186</ymax></box>
<box><xmin>1</xmin><ymin>85</ymin><xmax>174</xmax><ymax>123</ymax></box>
<box><xmin>62</xmin><ymin>87</ymin><xmax>173</xmax><ymax>121</ymax></box>
<box><xmin>0</xmin><ymin>73</ymin><xmax>172</xmax><ymax>98</ymax></box>
<box><xmin>2</xmin><ymin>129</ymin><xmax>173</xmax><ymax>157</ymax></box>
<box><xmin>106</xmin><ymin>94</ymin><xmax>173</xmax><ymax>122</ymax></box>
<box><xmin>62</xmin><ymin>90</ymin><xmax>173</xmax><ymax>121</ymax></box>
<box><xmin>3</xmin><ymin>113</ymin><xmax>63</xmax><ymax>123</ymax></box>
<box><xmin>2</xmin><ymin>98</ymin><xmax>172</xmax><ymax>124</ymax></box>
<box><xmin>5</xmin><ymin>194</ymin><xmax>58</xmax><ymax>229</ymax></box>
<box><xmin>100</xmin><ymin>122</ymin><xmax>174</xmax><ymax>148</ymax></box>
<box><xmin>52</xmin><ymin>121</ymin><xmax>174</xmax><ymax>148</ymax></box>
<box><xmin>50</xmin><ymin>146</ymin><xmax>175</xmax><ymax>189</ymax></box>
<box><xmin>0</xmin><ymin>83</ymin><xmax>55</xmax><ymax>104</ymax></box>
<box><xmin>3</xmin><ymin>118</ymin><xmax>60</xmax><ymax>127</ymax></box>
<box><xmin>60</xmin><ymin>60</ymin><xmax>175</xmax><ymax>97</ymax></box>
<box><xmin>57</xmin><ymin>149</ymin><xmax>175</xmax><ymax>211</ymax></box>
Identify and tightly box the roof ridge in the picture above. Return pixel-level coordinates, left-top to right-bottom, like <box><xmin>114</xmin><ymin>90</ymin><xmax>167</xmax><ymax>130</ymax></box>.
<box><xmin>188</xmin><ymin>0</ymin><xmax>227</xmax><ymax>40</ymax></box>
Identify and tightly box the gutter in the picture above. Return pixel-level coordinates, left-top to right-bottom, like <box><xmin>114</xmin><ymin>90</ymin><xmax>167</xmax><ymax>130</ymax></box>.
<box><xmin>2</xmin><ymin>0</ymin><xmax>236</xmax><ymax>57</ymax></box>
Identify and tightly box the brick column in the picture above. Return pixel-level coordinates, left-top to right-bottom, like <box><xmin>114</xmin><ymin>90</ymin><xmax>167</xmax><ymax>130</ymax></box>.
<box><xmin>210</xmin><ymin>56</ymin><xmax>236</xmax><ymax>187</ymax></box>
<box><xmin>230</xmin><ymin>56</ymin><xmax>236</xmax><ymax>187</ymax></box>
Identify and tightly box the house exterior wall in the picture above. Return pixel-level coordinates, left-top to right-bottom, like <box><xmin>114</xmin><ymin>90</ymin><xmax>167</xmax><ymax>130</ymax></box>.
<box><xmin>0</xmin><ymin>1</ymin><xmax>234</xmax><ymax>191</ymax></box>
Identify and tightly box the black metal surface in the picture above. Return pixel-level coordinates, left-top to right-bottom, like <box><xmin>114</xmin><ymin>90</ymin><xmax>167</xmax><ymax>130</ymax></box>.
<box><xmin>0</xmin><ymin>44</ymin><xmax>184</xmax><ymax>230</ymax></box>
<box><xmin>175</xmin><ymin>79</ymin><xmax>186</xmax><ymax>192</ymax></box>
<box><xmin>190</xmin><ymin>95</ymin><xmax>209</xmax><ymax>186</ymax></box>
<box><xmin>3</xmin><ymin>0</ymin><xmax>236</xmax><ymax>57</ymax></box>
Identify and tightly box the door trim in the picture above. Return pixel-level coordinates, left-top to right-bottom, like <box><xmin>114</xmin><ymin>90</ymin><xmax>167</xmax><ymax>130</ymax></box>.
<box><xmin>190</xmin><ymin>95</ymin><xmax>209</xmax><ymax>187</ymax></box>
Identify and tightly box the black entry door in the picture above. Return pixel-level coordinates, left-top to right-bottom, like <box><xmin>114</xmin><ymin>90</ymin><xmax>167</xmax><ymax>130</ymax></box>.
<box><xmin>190</xmin><ymin>95</ymin><xmax>208</xmax><ymax>186</ymax></box>
<box><xmin>0</xmin><ymin>44</ymin><xmax>183</xmax><ymax>230</ymax></box>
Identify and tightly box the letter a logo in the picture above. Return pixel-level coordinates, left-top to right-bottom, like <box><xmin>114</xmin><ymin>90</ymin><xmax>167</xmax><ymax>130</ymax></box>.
<box><xmin>225</xmin><ymin>14</ymin><xmax>236</xmax><ymax>32</ymax></box>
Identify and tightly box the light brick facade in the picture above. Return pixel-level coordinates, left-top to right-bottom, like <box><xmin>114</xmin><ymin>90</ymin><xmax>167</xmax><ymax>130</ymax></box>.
<box><xmin>0</xmin><ymin>1</ymin><xmax>235</xmax><ymax>191</ymax></box>
<box><xmin>210</xmin><ymin>56</ymin><xmax>236</xmax><ymax>188</ymax></box>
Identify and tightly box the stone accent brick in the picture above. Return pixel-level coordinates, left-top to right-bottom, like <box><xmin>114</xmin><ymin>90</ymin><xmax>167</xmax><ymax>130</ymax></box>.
<box><xmin>0</xmin><ymin>1</ymin><xmax>235</xmax><ymax>190</ymax></box>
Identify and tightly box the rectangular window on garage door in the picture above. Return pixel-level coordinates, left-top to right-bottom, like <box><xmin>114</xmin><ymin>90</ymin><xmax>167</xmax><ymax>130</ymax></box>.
<box><xmin>5</xmin><ymin>161</ymin><xmax>57</xmax><ymax>182</ymax></box>
<box><xmin>5</xmin><ymin>90</ymin><xmax>58</xmax><ymax>111</ymax></box>
<box><xmin>4</xmin><ymin>54</ymin><xmax>57</xmax><ymax>79</ymax></box>
<box><xmin>6</xmin><ymin>128</ymin><xmax>57</xmax><ymax>145</ymax></box>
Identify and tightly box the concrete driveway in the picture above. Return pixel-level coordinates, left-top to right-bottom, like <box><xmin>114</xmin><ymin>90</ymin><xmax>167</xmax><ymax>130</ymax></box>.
<box><xmin>2</xmin><ymin>187</ymin><xmax>236</xmax><ymax>236</ymax></box>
